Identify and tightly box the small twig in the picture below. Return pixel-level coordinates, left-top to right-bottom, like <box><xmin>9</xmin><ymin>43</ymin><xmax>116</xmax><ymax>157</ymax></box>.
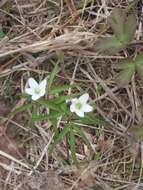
<box><xmin>0</xmin><ymin>150</ymin><xmax>30</xmax><ymax>169</ymax></box>
<box><xmin>27</xmin><ymin>133</ymin><xmax>54</xmax><ymax>176</ymax></box>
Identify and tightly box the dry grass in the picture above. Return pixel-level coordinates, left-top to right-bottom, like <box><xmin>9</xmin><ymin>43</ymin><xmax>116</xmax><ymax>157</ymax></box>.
<box><xmin>0</xmin><ymin>0</ymin><xmax>143</xmax><ymax>189</ymax></box>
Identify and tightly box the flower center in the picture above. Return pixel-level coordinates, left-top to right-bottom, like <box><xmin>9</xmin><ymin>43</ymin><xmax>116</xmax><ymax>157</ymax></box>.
<box><xmin>75</xmin><ymin>102</ymin><xmax>82</xmax><ymax>110</ymax></box>
<box><xmin>34</xmin><ymin>87</ymin><xmax>41</xmax><ymax>94</ymax></box>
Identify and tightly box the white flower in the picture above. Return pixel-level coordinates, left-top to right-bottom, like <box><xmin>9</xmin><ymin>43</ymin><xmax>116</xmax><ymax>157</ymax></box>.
<box><xmin>25</xmin><ymin>78</ymin><xmax>47</xmax><ymax>100</ymax></box>
<box><xmin>69</xmin><ymin>93</ymin><xmax>93</xmax><ymax>117</ymax></box>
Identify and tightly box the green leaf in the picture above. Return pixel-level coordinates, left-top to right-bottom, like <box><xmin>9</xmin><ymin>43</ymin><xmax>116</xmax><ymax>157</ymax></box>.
<box><xmin>135</xmin><ymin>54</ymin><xmax>143</xmax><ymax>65</ymax></box>
<box><xmin>49</xmin><ymin>111</ymin><xmax>59</xmax><ymax>134</ymax></box>
<box><xmin>108</xmin><ymin>8</ymin><xmax>137</xmax><ymax>44</ymax></box>
<box><xmin>124</xmin><ymin>13</ymin><xmax>137</xmax><ymax>43</ymax></box>
<box><xmin>59</xmin><ymin>103</ymin><xmax>69</xmax><ymax>114</ymax></box>
<box><xmin>95</xmin><ymin>36</ymin><xmax>124</xmax><ymax>54</ymax></box>
<box><xmin>11</xmin><ymin>103</ymin><xmax>33</xmax><ymax>115</ymax></box>
<box><xmin>76</xmin><ymin>115</ymin><xmax>105</xmax><ymax>125</ymax></box>
<box><xmin>50</xmin><ymin>84</ymin><xmax>77</xmax><ymax>94</ymax></box>
<box><xmin>69</xmin><ymin>127</ymin><xmax>78</xmax><ymax>166</ymax></box>
<box><xmin>116</xmin><ymin>67</ymin><xmax>134</xmax><ymax>86</ymax></box>
<box><xmin>73</xmin><ymin>126</ymin><xmax>92</xmax><ymax>151</ymax></box>
<box><xmin>49</xmin><ymin>124</ymin><xmax>70</xmax><ymax>153</ymax></box>
<box><xmin>135</xmin><ymin>54</ymin><xmax>143</xmax><ymax>81</ymax></box>
<box><xmin>108</xmin><ymin>8</ymin><xmax>126</xmax><ymax>41</ymax></box>
<box><xmin>54</xmin><ymin>93</ymin><xmax>81</xmax><ymax>104</ymax></box>
<box><xmin>115</xmin><ymin>60</ymin><xmax>135</xmax><ymax>86</ymax></box>
<box><xmin>56</xmin><ymin>51</ymin><xmax>64</xmax><ymax>62</ymax></box>
<box><xmin>93</xmin><ymin>152</ymin><xmax>101</xmax><ymax>161</ymax></box>
<box><xmin>47</xmin><ymin>64</ymin><xmax>58</xmax><ymax>92</ymax></box>
<box><xmin>32</xmin><ymin>114</ymin><xmax>48</xmax><ymax>121</ymax></box>
<box><xmin>37</xmin><ymin>99</ymin><xmax>60</xmax><ymax>111</ymax></box>
<box><xmin>114</xmin><ymin>58</ymin><xmax>133</xmax><ymax>69</ymax></box>
<box><xmin>0</xmin><ymin>30</ymin><xmax>5</xmax><ymax>38</ymax></box>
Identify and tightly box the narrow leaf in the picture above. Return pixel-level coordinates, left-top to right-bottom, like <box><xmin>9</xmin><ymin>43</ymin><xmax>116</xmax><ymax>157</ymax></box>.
<box><xmin>50</xmin><ymin>84</ymin><xmax>76</xmax><ymax>94</ymax></box>
<box><xmin>54</xmin><ymin>93</ymin><xmax>81</xmax><ymax>104</ymax></box>
<box><xmin>73</xmin><ymin>126</ymin><xmax>92</xmax><ymax>151</ymax></box>
<box><xmin>69</xmin><ymin>127</ymin><xmax>78</xmax><ymax>165</ymax></box>
<box><xmin>47</xmin><ymin>64</ymin><xmax>58</xmax><ymax>92</ymax></box>
<box><xmin>76</xmin><ymin>115</ymin><xmax>105</xmax><ymax>125</ymax></box>
<box><xmin>49</xmin><ymin>124</ymin><xmax>70</xmax><ymax>153</ymax></box>
<box><xmin>0</xmin><ymin>30</ymin><xmax>5</xmax><ymax>38</ymax></box>
<box><xmin>11</xmin><ymin>103</ymin><xmax>33</xmax><ymax>115</ymax></box>
<box><xmin>37</xmin><ymin>99</ymin><xmax>60</xmax><ymax>111</ymax></box>
<box><xmin>32</xmin><ymin>114</ymin><xmax>48</xmax><ymax>121</ymax></box>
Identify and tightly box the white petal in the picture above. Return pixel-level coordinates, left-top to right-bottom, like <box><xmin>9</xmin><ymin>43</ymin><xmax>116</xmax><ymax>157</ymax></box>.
<box><xmin>71</xmin><ymin>98</ymin><xmax>78</xmax><ymax>103</ymax></box>
<box><xmin>75</xmin><ymin>110</ymin><xmax>84</xmax><ymax>117</ymax></box>
<box><xmin>40</xmin><ymin>89</ymin><xmax>46</xmax><ymax>97</ymax></box>
<box><xmin>25</xmin><ymin>88</ymin><xmax>34</xmax><ymax>95</ymax></box>
<box><xmin>82</xmin><ymin>104</ymin><xmax>93</xmax><ymax>112</ymax></box>
<box><xmin>70</xmin><ymin>104</ymin><xmax>76</xmax><ymax>112</ymax></box>
<box><xmin>28</xmin><ymin>78</ymin><xmax>38</xmax><ymax>88</ymax></box>
<box><xmin>39</xmin><ymin>79</ymin><xmax>47</xmax><ymax>90</ymax></box>
<box><xmin>79</xmin><ymin>93</ymin><xmax>89</xmax><ymax>103</ymax></box>
<box><xmin>31</xmin><ymin>94</ymin><xmax>41</xmax><ymax>101</ymax></box>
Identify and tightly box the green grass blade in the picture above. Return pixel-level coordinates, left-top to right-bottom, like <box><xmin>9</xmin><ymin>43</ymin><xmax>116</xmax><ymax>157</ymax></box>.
<box><xmin>50</xmin><ymin>84</ymin><xmax>76</xmax><ymax>94</ymax></box>
<box><xmin>47</xmin><ymin>64</ymin><xmax>58</xmax><ymax>92</ymax></box>
<box><xmin>32</xmin><ymin>114</ymin><xmax>48</xmax><ymax>121</ymax></box>
<box><xmin>11</xmin><ymin>103</ymin><xmax>33</xmax><ymax>115</ymax></box>
<box><xmin>69</xmin><ymin>127</ymin><xmax>78</xmax><ymax>166</ymax></box>
<box><xmin>73</xmin><ymin>126</ymin><xmax>92</xmax><ymax>151</ymax></box>
<box><xmin>49</xmin><ymin>124</ymin><xmax>70</xmax><ymax>153</ymax></box>
<box><xmin>37</xmin><ymin>99</ymin><xmax>60</xmax><ymax>111</ymax></box>
<box><xmin>75</xmin><ymin>115</ymin><xmax>105</xmax><ymax>125</ymax></box>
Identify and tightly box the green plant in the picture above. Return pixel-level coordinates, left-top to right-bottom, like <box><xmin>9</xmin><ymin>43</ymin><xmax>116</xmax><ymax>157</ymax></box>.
<box><xmin>95</xmin><ymin>8</ymin><xmax>137</xmax><ymax>54</ymax></box>
<box><xmin>115</xmin><ymin>53</ymin><xmax>143</xmax><ymax>86</ymax></box>
<box><xmin>11</xmin><ymin>65</ymin><xmax>103</xmax><ymax>165</ymax></box>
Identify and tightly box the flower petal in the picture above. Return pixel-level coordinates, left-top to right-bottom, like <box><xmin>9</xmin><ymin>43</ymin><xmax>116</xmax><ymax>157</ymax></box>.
<box><xmin>28</xmin><ymin>78</ymin><xmax>38</xmax><ymax>88</ymax></box>
<box><xmin>75</xmin><ymin>110</ymin><xmax>84</xmax><ymax>117</ymax></box>
<box><xmin>79</xmin><ymin>93</ymin><xmax>89</xmax><ymax>103</ymax></box>
<box><xmin>31</xmin><ymin>94</ymin><xmax>41</xmax><ymax>101</ymax></box>
<box><xmin>82</xmin><ymin>104</ymin><xmax>93</xmax><ymax>112</ymax></box>
<box><xmin>71</xmin><ymin>98</ymin><xmax>78</xmax><ymax>103</ymax></box>
<box><xmin>40</xmin><ymin>89</ymin><xmax>46</xmax><ymax>97</ymax></box>
<box><xmin>25</xmin><ymin>88</ymin><xmax>34</xmax><ymax>95</ymax></box>
<box><xmin>39</xmin><ymin>79</ymin><xmax>47</xmax><ymax>90</ymax></box>
<box><xmin>70</xmin><ymin>104</ymin><xmax>76</xmax><ymax>112</ymax></box>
